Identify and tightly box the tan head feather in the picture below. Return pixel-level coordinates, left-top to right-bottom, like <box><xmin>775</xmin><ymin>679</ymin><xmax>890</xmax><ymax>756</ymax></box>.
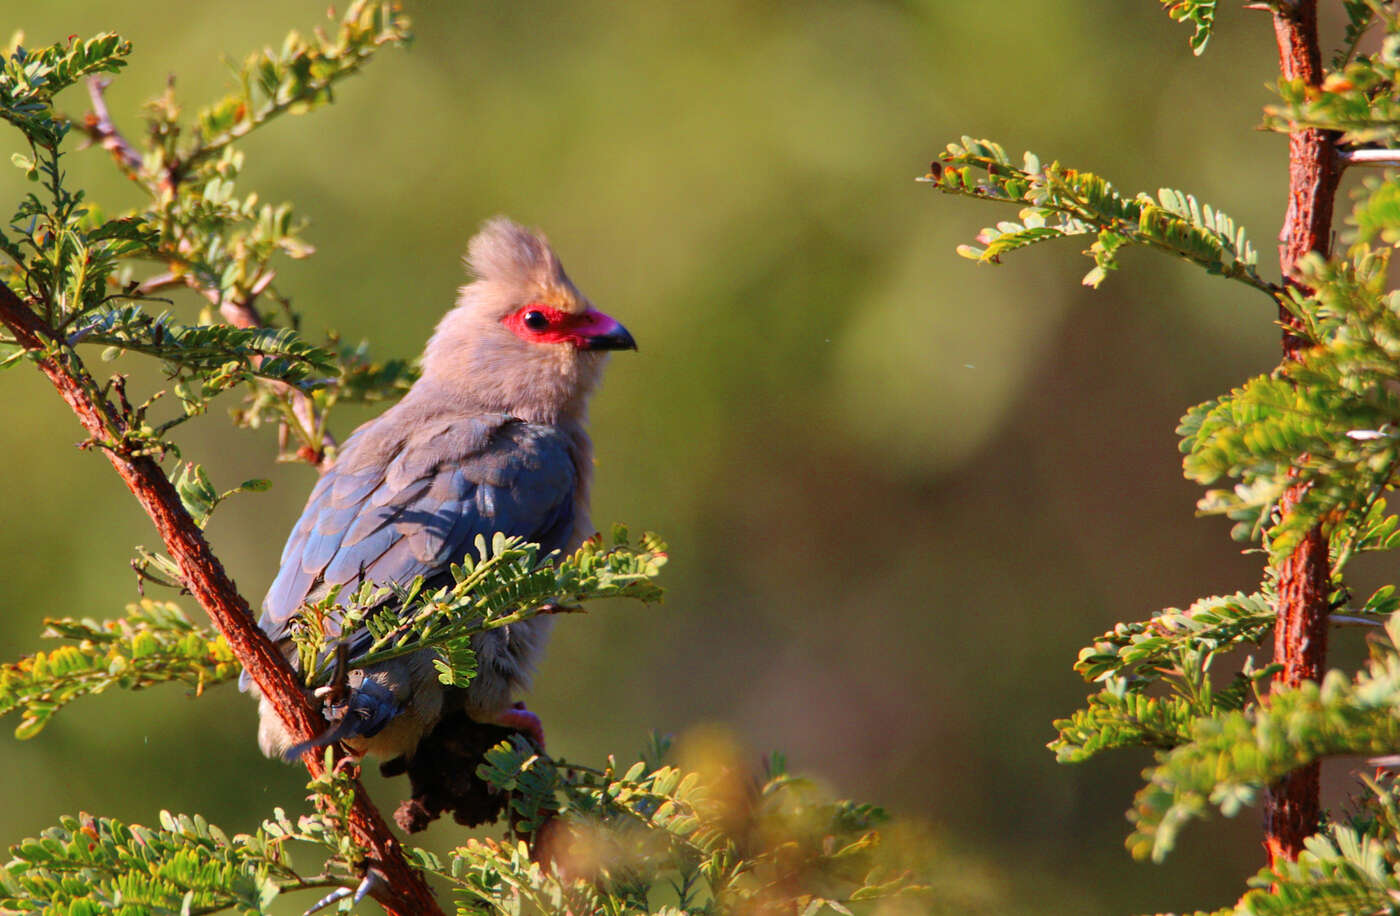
<box><xmin>464</xmin><ymin>217</ymin><xmax>587</xmax><ymax>314</ymax></box>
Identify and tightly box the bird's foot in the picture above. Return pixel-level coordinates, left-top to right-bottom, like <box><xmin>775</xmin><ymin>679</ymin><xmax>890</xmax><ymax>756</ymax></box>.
<box><xmin>494</xmin><ymin>702</ymin><xmax>546</xmax><ymax>751</ymax></box>
<box><xmin>282</xmin><ymin>671</ymin><xmax>399</xmax><ymax>762</ymax></box>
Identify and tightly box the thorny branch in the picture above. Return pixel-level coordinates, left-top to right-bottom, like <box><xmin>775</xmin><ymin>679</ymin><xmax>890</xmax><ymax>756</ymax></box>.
<box><xmin>0</xmin><ymin>280</ymin><xmax>443</xmax><ymax>916</ymax></box>
<box><xmin>1264</xmin><ymin>0</ymin><xmax>1341</xmax><ymax>868</ymax></box>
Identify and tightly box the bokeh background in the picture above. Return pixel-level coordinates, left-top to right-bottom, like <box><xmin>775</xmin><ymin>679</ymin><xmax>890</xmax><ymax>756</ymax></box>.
<box><xmin>0</xmin><ymin>1</ymin><xmax>1367</xmax><ymax>912</ymax></box>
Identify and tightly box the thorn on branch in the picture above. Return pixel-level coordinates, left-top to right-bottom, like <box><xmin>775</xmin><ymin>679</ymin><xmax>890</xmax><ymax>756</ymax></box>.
<box><xmin>1331</xmin><ymin>615</ymin><xmax>1385</xmax><ymax>627</ymax></box>
<box><xmin>300</xmin><ymin>872</ymin><xmax>381</xmax><ymax>916</ymax></box>
<box><xmin>1338</xmin><ymin>148</ymin><xmax>1400</xmax><ymax>168</ymax></box>
<box><xmin>110</xmin><ymin>373</ymin><xmax>135</xmax><ymax>420</ymax></box>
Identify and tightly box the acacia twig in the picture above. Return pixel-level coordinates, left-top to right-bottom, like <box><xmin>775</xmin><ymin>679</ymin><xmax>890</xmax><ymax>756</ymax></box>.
<box><xmin>204</xmin><ymin>273</ymin><xmax>337</xmax><ymax>468</ymax></box>
<box><xmin>0</xmin><ymin>281</ymin><xmax>443</xmax><ymax>916</ymax></box>
<box><xmin>83</xmin><ymin>78</ymin><xmax>141</xmax><ymax>177</ymax></box>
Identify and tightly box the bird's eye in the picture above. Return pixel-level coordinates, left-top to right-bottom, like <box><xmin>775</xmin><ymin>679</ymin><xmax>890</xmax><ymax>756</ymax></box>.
<box><xmin>523</xmin><ymin>310</ymin><xmax>550</xmax><ymax>331</ymax></box>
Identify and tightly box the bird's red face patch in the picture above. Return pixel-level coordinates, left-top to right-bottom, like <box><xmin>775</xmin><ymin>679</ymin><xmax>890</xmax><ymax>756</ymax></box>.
<box><xmin>503</xmin><ymin>305</ymin><xmax>636</xmax><ymax>351</ymax></box>
<box><xmin>503</xmin><ymin>304</ymin><xmax>583</xmax><ymax>345</ymax></box>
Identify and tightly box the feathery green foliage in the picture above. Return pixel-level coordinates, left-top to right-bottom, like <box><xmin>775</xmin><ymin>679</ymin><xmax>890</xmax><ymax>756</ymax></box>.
<box><xmin>0</xmin><ymin>32</ymin><xmax>129</xmax><ymax>146</ymax></box>
<box><xmin>1125</xmin><ymin>622</ymin><xmax>1400</xmax><ymax>863</ymax></box>
<box><xmin>290</xmin><ymin>527</ymin><xmax>668</xmax><ymax>687</ymax></box>
<box><xmin>933</xmin><ymin>1</ymin><xmax>1400</xmax><ymax>912</ymax></box>
<box><xmin>0</xmin><ymin>807</ymin><xmax>375</xmax><ymax>914</ymax></box>
<box><xmin>0</xmin><ymin>2</ymin><xmax>415</xmax><ymax>466</ymax></box>
<box><xmin>0</xmin><ymin>601</ymin><xmax>238</xmax><ymax>741</ymax></box>
<box><xmin>0</xmin><ymin>9</ymin><xmax>930</xmax><ymax>914</ymax></box>
<box><xmin>922</xmin><ymin>138</ymin><xmax>1267</xmax><ymax>293</ymax></box>
<box><xmin>1177</xmin><ymin>244</ymin><xmax>1400</xmax><ymax>562</ymax></box>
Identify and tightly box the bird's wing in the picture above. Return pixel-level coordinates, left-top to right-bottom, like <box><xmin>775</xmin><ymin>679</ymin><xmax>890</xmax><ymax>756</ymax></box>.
<box><xmin>257</xmin><ymin>413</ymin><xmax>577</xmax><ymax>654</ymax></box>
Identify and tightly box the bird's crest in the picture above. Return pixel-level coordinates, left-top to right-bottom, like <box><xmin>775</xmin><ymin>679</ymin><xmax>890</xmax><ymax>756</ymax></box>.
<box><xmin>465</xmin><ymin>217</ymin><xmax>584</xmax><ymax>312</ymax></box>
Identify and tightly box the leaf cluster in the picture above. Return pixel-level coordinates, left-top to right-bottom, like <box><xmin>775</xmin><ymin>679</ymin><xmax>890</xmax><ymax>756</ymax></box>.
<box><xmin>1160</xmin><ymin>0</ymin><xmax>1217</xmax><ymax>56</ymax></box>
<box><xmin>1051</xmin><ymin>591</ymin><xmax>1281</xmax><ymax>764</ymax></box>
<box><xmin>290</xmin><ymin>527</ymin><xmax>669</xmax><ymax>689</ymax></box>
<box><xmin>1178</xmin><ymin>245</ymin><xmax>1400</xmax><ymax>563</ymax></box>
<box><xmin>0</xmin><ymin>33</ymin><xmax>128</xmax><ymax>146</ymax></box>
<box><xmin>0</xmin><ymin>600</ymin><xmax>238</xmax><ymax>741</ymax></box>
<box><xmin>411</xmin><ymin>739</ymin><xmax>926</xmax><ymax>915</ymax></box>
<box><xmin>1126</xmin><ymin>616</ymin><xmax>1400</xmax><ymax>863</ymax></box>
<box><xmin>1</xmin><ymin>810</ymin><xmax>310</xmax><ymax>915</ymax></box>
<box><xmin>922</xmin><ymin>137</ymin><xmax>1267</xmax><ymax>293</ymax></box>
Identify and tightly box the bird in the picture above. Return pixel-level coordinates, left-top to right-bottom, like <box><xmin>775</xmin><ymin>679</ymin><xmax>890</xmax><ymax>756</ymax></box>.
<box><xmin>244</xmin><ymin>217</ymin><xmax>636</xmax><ymax>764</ymax></box>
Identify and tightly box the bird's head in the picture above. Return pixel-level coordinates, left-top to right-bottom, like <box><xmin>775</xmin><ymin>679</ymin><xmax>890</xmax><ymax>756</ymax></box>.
<box><xmin>420</xmin><ymin>217</ymin><xmax>635</xmax><ymax>423</ymax></box>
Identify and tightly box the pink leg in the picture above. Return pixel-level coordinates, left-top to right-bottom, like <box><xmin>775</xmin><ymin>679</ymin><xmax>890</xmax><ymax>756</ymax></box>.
<box><xmin>494</xmin><ymin>702</ymin><xmax>546</xmax><ymax>751</ymax></box>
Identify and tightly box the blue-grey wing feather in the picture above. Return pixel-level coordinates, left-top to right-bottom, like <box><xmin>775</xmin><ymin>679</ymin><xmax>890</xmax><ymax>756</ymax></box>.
<box><xmin>254</xmin><ymin>415</ymin><xmax>576</xmax><ymax>663</ymax></box>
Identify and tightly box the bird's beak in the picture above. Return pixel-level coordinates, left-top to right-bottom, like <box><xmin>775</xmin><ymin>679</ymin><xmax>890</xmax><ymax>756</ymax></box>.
<box><xmin>577</xmin><ymin>310</ymin><xmax>637</xmax><ymax>351</ymax></box>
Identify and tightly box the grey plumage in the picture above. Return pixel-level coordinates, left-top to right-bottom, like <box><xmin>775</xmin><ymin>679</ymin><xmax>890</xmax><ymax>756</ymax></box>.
<box><xmin>247</xmin><ymin>217</ymin><xmax>635</xmax><ymax>761</ymax></box>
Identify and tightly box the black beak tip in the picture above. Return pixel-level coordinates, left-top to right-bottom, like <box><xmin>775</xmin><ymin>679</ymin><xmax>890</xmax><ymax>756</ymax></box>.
<box><xmin>587</xmin><ymin>326</ymin><xmax>637</xmax><ymax>351</ymax></box>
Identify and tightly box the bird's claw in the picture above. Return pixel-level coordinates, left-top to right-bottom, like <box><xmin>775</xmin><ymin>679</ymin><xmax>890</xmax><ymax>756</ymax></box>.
<box><xmin>282</xmin><ymin>671</ymin><xmax>398</xmax><ymax>761</ymax></box>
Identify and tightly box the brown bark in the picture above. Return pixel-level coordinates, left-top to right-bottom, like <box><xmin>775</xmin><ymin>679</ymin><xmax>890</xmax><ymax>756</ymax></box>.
<box><xmin>0</xmin><ymin>283</ymin><xmax>443</xmax><ymax>916</ymax></box>
<box><xmin>1263</xmin><ymin>0</ymin><xmax>1341</xmax><ymax>867</ymax></box>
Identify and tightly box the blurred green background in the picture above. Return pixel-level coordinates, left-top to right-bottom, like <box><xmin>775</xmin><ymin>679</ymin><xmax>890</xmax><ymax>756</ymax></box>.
<box><xmin>0</xmin><ymin>1</ymin><xmax>1362</xmax><ymax>911</ymax></box>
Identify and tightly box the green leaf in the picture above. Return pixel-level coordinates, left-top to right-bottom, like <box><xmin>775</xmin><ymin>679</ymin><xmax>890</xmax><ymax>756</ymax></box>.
<box><xmin>174</xmin><ymin>462</ymin><xmax>220</xmax><ymax>528</ymax></box>
<box><xmin>172</xmin><ymin>462</ymin><xmax>270</xmax><ymax>528</ymax></box>
<box><xmin>0</xmin><ymin>33</ymin><xmax>131</xmax><ymax>146</ymax></box>
<box><xmin>1160</xmin><ymin>0</ymin><xmax>1217</xmax><ymax>55</ymax></box>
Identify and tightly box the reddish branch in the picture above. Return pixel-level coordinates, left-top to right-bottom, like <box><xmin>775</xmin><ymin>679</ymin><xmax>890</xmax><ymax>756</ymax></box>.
<box><xmin>0</xmin><ymin>282</ymin><xmax>443</xmax><ymax>916</ymax></box>
<box><xmin>209</xmin><ymin>274</ymin><xmax>336</xmax><ymax>467</ymax></box>
<box><xmin>1263</xmin><ymin>0</ymin><xmax>1341</xmax><ymax>867</ymax></box>
<box><xmin>83</xmin><ymin>78</ymin><xmax>142</xmax><ymax>177</ymax></box>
